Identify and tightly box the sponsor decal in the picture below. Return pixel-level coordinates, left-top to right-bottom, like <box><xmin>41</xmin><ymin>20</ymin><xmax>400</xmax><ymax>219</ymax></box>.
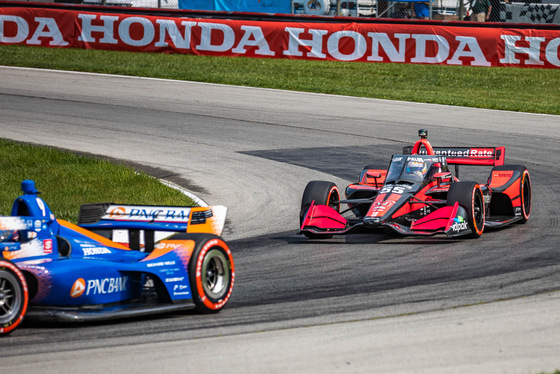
<box><xmin>420</xmin><ymin>206</ymin><xmax>431</xmax><ymax>216</ymax></box>
<box><xmin>70</xmin><ymin>278</ymin><xmax>86</xmax><ymax>298</ymax></box>
<box><xmin>85</xmin><ymin>276</ymin><xmax>128</xmax><ymax>295</ymax></box>
<box><xmin>147</xmin><ymin>261</ymin><xmax>176</xmax><ymax>268</ymax></box>
<box><xmin>43</xmin><ymin>239</ymin><xmax>52</xmax><ymax>254</ymax></box>
<box><xmin>369</xmin><ymin>199</ymin><xmax>398</xmax><ymax>213</ymax></box>
<box><xmin>82</xmin><ymin>246</ymin><xmax>112</xmax><ymax>256</ymax></box>
<box><xmin>103</xmin><ymin>205</ymin><xmax>192</xmax><ymax>222</ymax></box>
<box><xmin>451</xmin><ymin>216</ymin><xmax>469</xmax><ymax>232</ymax></box>
<box><xmin>34</xmin><ymin>220</ymin><xmax>42</xmax><ymax>231</ymax></box>
<box><xmin>155</xmin><ymin>242</ymin><xmax>182</xmax><ymax>250</ymax></box>
<box><xmin>165</xmin><ymin>277</ymin><xmax>185</xmax><ymax>282</ymax></box>
<box><xmin>432</xmin><ymin>148</ymin><xmax>494</xmax><ymax>158</ymax></box>
<box><xmin>108</xmin><ymin>206</ymin><xmax>126</xmax><ymax>218</ymax></box>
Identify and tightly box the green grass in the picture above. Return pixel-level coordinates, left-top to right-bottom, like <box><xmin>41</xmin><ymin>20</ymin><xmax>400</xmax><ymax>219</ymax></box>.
<box><xmin>0</xmin><ymin>139</ymin><xmax>195</xmax><ymax>223</ymax></box>
<box><xmin>1</xmin><ymin>44</ymin><xmax>559</xmax><ymax>114</ymax></box>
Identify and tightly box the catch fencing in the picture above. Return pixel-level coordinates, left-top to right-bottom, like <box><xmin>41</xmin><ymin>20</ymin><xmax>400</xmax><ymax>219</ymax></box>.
<box><xmin>30</xmin><ymin>0</ymin><xmax>560</xmax><ymax>24</ymax></box>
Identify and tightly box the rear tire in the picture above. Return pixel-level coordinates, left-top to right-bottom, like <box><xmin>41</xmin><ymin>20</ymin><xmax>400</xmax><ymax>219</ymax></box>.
<box><xmin>186</xmin><ymin>234</ymin><xmax>234</xmax><ymax>313</ymax></box>
<box><xmin>0</xmin><ymin>260</ymin><xmax>28</xmax><ymax>336</ymax></box>
<box><xmin>300</xmin><ymin>181</ymin><xmax>340</xmax><ymax>239</ymax></box>
<box><xmin>491</xmin><ymin>165</ymin><xmax>531</xmax><ymax>223</ymax></box>
<box><xmin>447</xmin><ymin>181</ymin><xmax>485</xmax><ymax>238</ymax></box>
<box><xmin>519</xmin><ymin>168</ymin><xmax>531</xmax><ymax>223</ymax></box>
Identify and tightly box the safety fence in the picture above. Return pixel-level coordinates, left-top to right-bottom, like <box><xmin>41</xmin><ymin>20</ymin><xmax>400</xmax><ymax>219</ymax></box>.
<box><xmin>16</xmin><ymin>0</ymin><xmax>559</xmax><ymax>24</ymax></box>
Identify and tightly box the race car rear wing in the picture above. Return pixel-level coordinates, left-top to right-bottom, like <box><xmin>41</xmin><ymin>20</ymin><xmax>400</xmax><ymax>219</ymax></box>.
<box><xmin>77</xmin><ymin>203</ymin><xmax>227</xmax><ymax>251</ymax></box>
<box><xmin>403</xmin><ymin>146</ymin><xmax>505</xmax><ymax>166</ymax></box>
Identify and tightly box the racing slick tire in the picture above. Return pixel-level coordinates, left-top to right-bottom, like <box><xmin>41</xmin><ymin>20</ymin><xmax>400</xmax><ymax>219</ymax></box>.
<box><xmin>490</xmin><ymin>165</ymin><xmax>531</xmax><ymax>224</ymax></box>
<box><xmin>0</xmin><ymin>260</ymin><xmax>28</xmax><ymax>336</ymax></box>
<box><xmin>186</xmin><ymin>234</ymin><xmax>234</xmax><ymax>314</ymax></box>
<box><xmin>447</xmin><ymin>181</ymin><xmax>485</xmax><ymax>239</ymax></box>
<box><xmin>300</xmin><ymin>181</ymin><xmax>340</xmax><ymax>239</ymax></box>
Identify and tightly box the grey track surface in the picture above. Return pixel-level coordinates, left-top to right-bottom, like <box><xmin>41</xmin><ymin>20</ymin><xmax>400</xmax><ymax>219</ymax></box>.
<box><xmin>0</xmin><ymin>66</ymin><xmax>559</xmax><ymax>373</ymax></box>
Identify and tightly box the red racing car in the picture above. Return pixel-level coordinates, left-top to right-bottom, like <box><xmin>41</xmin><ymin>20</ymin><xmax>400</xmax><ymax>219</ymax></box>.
<box><xmin>299</xmin><ymin>129</ymin><xmax>531</xmax><ymax>239</ymax></box>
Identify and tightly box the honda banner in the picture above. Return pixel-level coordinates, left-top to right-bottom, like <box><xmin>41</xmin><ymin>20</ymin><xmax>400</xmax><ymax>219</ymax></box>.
<box><xmin>1</xmin><ymin>7</ymin><xmax>559</xmax><ymax>68</ymax></box>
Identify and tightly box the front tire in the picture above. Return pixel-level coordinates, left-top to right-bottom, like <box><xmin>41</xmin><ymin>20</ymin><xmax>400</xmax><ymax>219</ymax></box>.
<box><xmin>300</xmin><ymin>181</ymin><xmax>340</xmax><ymax>238</ymax></box>
<box><xmin>447</xmin><ymin>181</ymin><xmax>485</xmax><ymax>238</ymax></box>
<box><xmin>0</xmin><ymin>260</ymin><xmax>28</xmax><ymax>336</ymax></box>
<box><xmin>187</xmin><ymin>234</ymin><xmax>234</xmax><ymax>313</ymax></box>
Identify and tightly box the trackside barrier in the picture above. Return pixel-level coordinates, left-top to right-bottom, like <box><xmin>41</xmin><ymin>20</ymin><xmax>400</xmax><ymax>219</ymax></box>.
<box><xmin>1</xmin><ymin>5</ymin><xmax>559</xmax><ymax>68</ymax></box>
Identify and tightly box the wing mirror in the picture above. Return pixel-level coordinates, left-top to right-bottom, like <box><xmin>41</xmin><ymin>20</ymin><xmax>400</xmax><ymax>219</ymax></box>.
<box><xmin>434</xmin><ymin>171</ymin><xmax>452</xmax><ymax>187</ymax></box>
<box><xmin>366</xmin><ymin>171</ymin><xmax>382</xmax><ymax>188</ymax></box>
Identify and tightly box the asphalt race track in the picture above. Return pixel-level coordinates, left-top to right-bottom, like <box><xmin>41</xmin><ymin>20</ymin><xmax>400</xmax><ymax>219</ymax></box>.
<box><xmin>1</xmin><ymin>66</ymin><xmax>559</xmax><ymax>373</ymax></box>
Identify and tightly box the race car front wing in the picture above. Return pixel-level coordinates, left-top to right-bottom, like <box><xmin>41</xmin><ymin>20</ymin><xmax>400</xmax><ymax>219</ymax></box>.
<box><xmin>300</xmin><ymin>201</ymin><xmax>473</xmax><ymax>237</ymax></box>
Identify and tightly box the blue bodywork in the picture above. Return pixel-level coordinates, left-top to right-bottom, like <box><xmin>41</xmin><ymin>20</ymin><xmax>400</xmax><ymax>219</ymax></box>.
<box><xmin>0</xmin><ymin>180</ymin><xmax>212</xmax><ymax>322</ymax></box>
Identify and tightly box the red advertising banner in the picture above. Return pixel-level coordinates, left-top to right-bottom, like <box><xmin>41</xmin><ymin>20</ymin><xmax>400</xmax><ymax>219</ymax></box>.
<box><xmin>1</xmin><ymin>7</ymin><xmax>559</xmax><ymax>68</ymax></box>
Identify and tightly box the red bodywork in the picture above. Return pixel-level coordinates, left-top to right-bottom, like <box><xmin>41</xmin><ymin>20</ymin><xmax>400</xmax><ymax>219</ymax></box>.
<box><xmin>300</xmin><ymin>131</ymin><xmax>530</xmax><ymax>239</ymax></box>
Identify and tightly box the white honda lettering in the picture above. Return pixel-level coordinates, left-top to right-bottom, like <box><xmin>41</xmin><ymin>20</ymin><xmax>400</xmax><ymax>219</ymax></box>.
<box><xmin>367</xmin><ymin>33</ymin><xmax>409</xmax><ymax>62</ymax></box>
<box><xmin>0</xmin><ymin>15</ymin><xmax>28</xmax><ymax>43</ymax></box>
<box><xmin>119</xmin><ymin>17</ymin><xmax>154</xmax><ymax>47</ymax></box>
<box><xmin>283</xmin><ymin>27</ymin><xmax>327</xmax><ymax>59</ymax></box>
<box><xmin>27</xmin><ymin>17</ymin><xmax>68</xmax><ymax>46</ymax></box>
<box><xmin>448</xmin><ymin>36</ymin><xmax>491</xmax><ymax>66</ymax></box>
<box><xmin>545</xmin><ymin>37</ymin><xmax>560</xmax><ymax>67</ymax></box>
<box><xmin>327</xmin><ymin>30</ymin><xmax>366</xmax><ymax>61</ymax></box>
<box><xmin>499</xmin><ymin>35</ymin><xmax>545</xmax><ymax>66</ymax></box>
<box><xmin>411</xmin><ymin>34</ymin><xmax>450</xmax><ymax>64</ymax></box>
<box><xmin>78</xmin><ymin>14</ymin><xmax>118</xmax><ymax>44</ymax></box>
<box><xmin>232</xmin><ymin>25</ymin><xmax>275</xmax><ymax>56</ymax></box>
<box><xmin>196</xmin><ymin>23</ymin><xmax>235</xmax><ymax>52</ymax></box>
<box><xmin>155</xmin><ymin>20</ymin><xmax>196</xmax><ymax>49</ymax></box>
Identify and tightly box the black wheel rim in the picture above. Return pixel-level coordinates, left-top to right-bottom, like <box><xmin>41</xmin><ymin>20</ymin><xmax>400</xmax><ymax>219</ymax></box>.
<box><xmin>473</xmin><ymin>190</ymin><xmax>484</xmax><ymax>230</ymax></box>
<box><xmin>0</xmin><ymin>270</ymin><xmax>22</xmax><ymax>325</ymax></box>
<box><xmin>201</xmin><ymin>249</ymin><xmax>229</xmax><ymax>300</ymax></box>
<box><xmin>328</xmin><ymin>190</ymin><xmax>339</xmax><ymax>212</ymax></box>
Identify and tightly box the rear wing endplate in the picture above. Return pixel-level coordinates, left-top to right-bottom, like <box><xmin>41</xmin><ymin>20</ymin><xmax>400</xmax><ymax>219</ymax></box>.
<box><xmin>403</xmin><ymin>146</ymin><xmax>505</xmax><ymax>166</ymax></box>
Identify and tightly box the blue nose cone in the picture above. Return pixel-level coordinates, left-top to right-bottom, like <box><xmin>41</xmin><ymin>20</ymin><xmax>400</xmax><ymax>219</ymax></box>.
<box><xmin>22</xmin><ymin>180</ymin><xmax>39</xmax><ymax>194</ymax></box>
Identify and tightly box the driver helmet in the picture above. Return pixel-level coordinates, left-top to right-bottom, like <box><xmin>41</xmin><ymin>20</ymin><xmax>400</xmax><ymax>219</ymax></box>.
<box><xmin>406</xmin><ymin>160</ymin><xmax>428</xmax><ymax>177</ymax></box>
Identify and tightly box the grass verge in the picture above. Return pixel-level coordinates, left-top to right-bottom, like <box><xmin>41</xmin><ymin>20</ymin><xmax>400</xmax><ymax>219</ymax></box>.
<box><xmin>1</xmin><ymin>45</ymin><xmax>559</xmax><ymax>114</ymax></box>
<box><xmin>0</xmin><ymin>139</ymin><xmax>195</xmax><ymax>223</ymax></box>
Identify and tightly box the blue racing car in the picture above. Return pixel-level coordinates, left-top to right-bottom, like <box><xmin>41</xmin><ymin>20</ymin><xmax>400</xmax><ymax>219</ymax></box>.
<box><xmin>0</xmin><ymin>180</ymin><xmax>234</xmax><ymax>335</ymax></box>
